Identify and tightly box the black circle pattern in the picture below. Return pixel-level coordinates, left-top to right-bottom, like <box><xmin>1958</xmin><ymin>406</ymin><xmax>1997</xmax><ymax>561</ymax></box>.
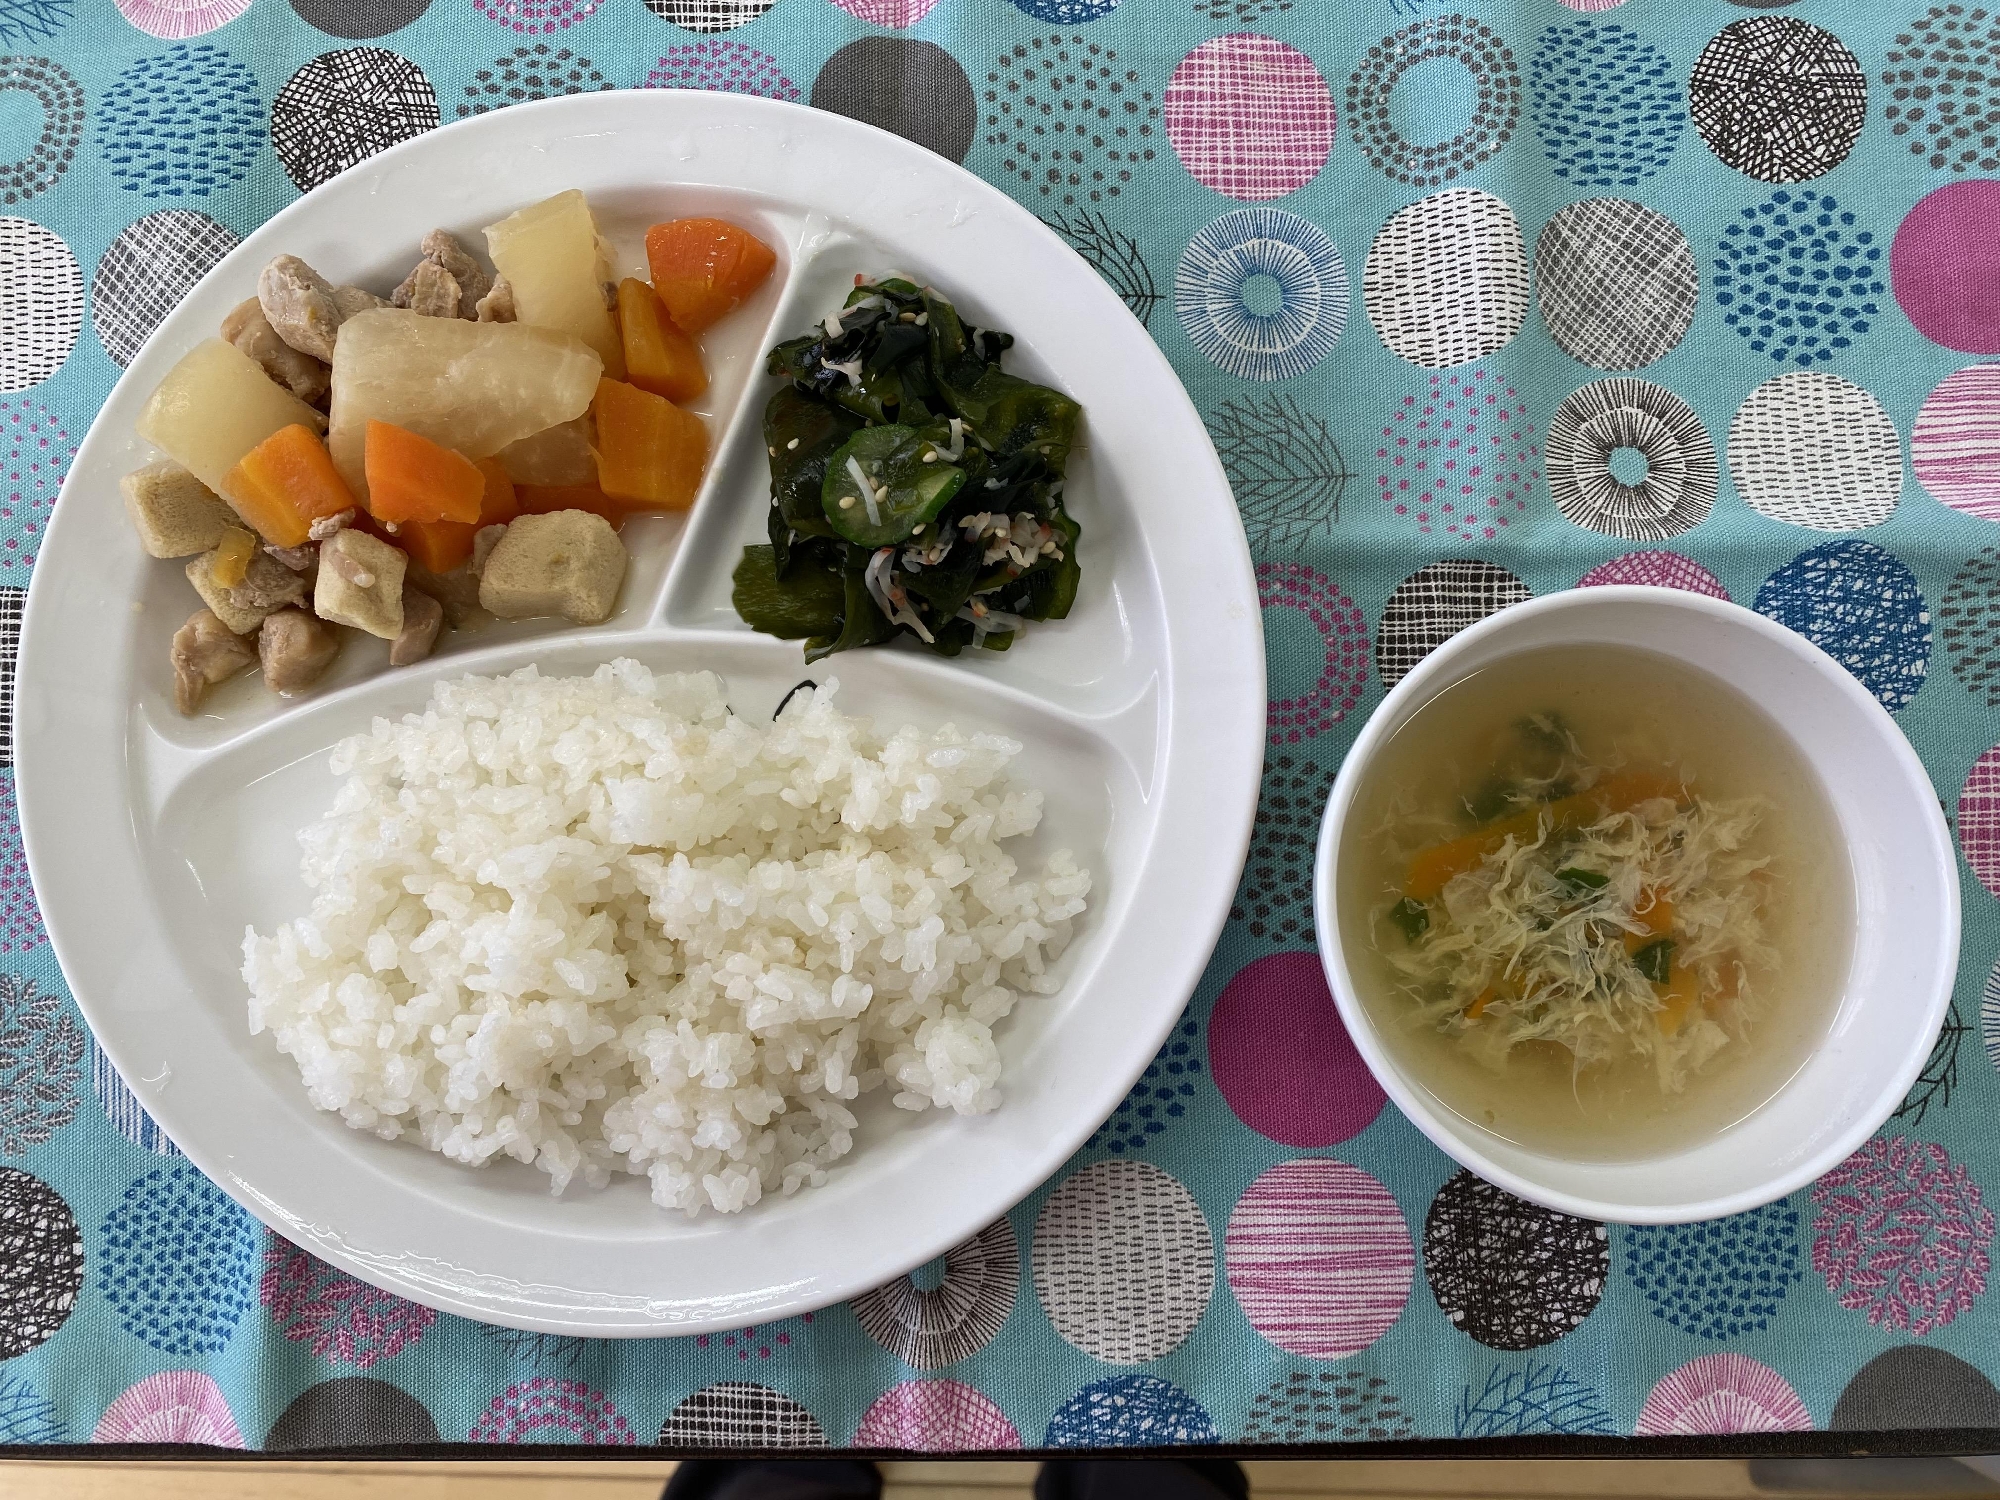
<box><xmin>0</xmin><ymin>56</ymin><xmax>80</xmax><ymax>208</ymax></box>
<box><xmin>0</xmin><ymin>1167</ymin><xmax>80</xmax><ymax>1359</ymax></box>
<box><xmin>659</xmin><ymin>1383</ymin><xmax>828</xmax><ymax>1449</ymax></box>
<box><xmin>983</xmin><ymin>34</ymin><xmax>1157</xmax><ymax>207</ymax></box>
<box><xmin>273</xmin><ymin>48</ymin><xmax>439</xmax><ymax>193</ymax></box>
<box><xmin>1940</xmin><ymin>548</ymin><xmax>2000</xmax><ymax>705</ymax></box>
<box><xmin>1424</xmin><ymin>1171</ymin><xmax>1608</xmax><ymax>1351</ymax></box>
<box><xmin>288</xmin><ymin>0</ymin><xmax>432</xmax><ymax>39</ymax></box>
<box><xmin>643</xmin><ymin>0</ymin><xmax>776</xmax><ymax>31</ymax></box>
<box><xmin>1546</xmin><ymin>377</ymin><xmax>1718</xmax><ymax>541</ymax></box>
<box><xmin>1884</xmin><ymin>6</ymin><xmax>2000</xmax><ymax>174</ymax></box>
<box><xmin>1231</xmin><ymin>751</ymin><xmax>1335</xmax><ymax>945</ymax></box>
<box><xmin>1689</xmin><ymin>18</ymin><xmax>1868</xmax><ymax>183</ymax></box>
<box><xmin>266</xmin><ymin>1377</ymin><xmax>440</xmax><ymax>1449</ymax></box>
<box><xmin>1375</xmin><ymin>559</ymin><xmax>1530</xmax><ymax>688</ymax></box>
<box><xmin>92</xmin><ymin>210</ymin><xmax>239</xmax><ymax>368</ymax></box>
<box><xmin>1242</xmin><ymin>1369</ymin><xmax>1414</xmax><ymax>1443</ymax></box>
<box><xmin>813</xmin><ymin>38</ymin><xmax>976</xmax><ymax>166</ymax></box>
<box><xmin>457</xmin><ymin>44</ymin><xmax>612</xmax><ymax>120</ymax></box>
<box><xmin>851</xmin><ymin>1217</ymin><xmax>1018</xmax><ymax>1371</ymax></box>
<box><xmin>1347</xmin><ymin>16</ymin><xmax>1521</xmax><ymax>189</ymax></box>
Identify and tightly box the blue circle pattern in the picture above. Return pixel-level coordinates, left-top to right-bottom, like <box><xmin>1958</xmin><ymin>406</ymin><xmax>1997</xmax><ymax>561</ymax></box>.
<box><xmin>1089</xmin><ymin>1017</ymin><xmax>1202</xmax><ymax>1153</ymax></box>
<box><xmin>100</xmin><ymin>44</ymin><xmax>264</xmax><ymax>200</ymax></box>
<box><xmin>1622</xmin><ymin>1200</ymin><xmax>1801</xmax><ymax>1340</ymax></box>
<box><xmin>1530</xmin><ymin>23</ymin><xmax>1683</xmax><ymax>189</ymax></box>
<box><xmin>1176</xmin><ymin>207</ymin><xmax>1347</xmax><ymax>383</ymax></box>
<box><xmin>1011</xmin><ymin>0</ymin><xmax>1115</xmax><ymax>19</ymax></box>
<box><xmin>1754</xmin><ymin>540</ymin><xmax>1931</xmax><ymax>712</ymax></box>
<box><xmin>100</xmin><ymin>1162</ymin><xmax>256</xmax><ymax>1355</ymax></box>
<box><xmin>1045</xmin><ymin>1376</ymin><xmax>1217</xmax><ymax>1447</ymax></box>
<box><xmin>1713</xmin><ymin>190</ymin><xmax>1883</xmax><ymax>368</ymax></box>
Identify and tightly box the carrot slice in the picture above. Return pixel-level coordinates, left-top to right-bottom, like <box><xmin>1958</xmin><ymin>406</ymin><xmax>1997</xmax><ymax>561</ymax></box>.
<box><xmin>1656</xmin><ymin>965</ymin><xmax>1702</xmax><ymax>1036</ymax></box>
<box><xmin>398</xmin><ymin>459</ymin><xmax>520</xmax><ymax>573</ymax></box>
<box><xmin>617</xmin><ymin>279</ymin><xmax>708</xmax><ymax>403</ymax></box>
<box><xmin>644</xmin><ymin>218</ymin><xmax>776</xmax><ymax>333</ymax></box>
<box><xmin>364</xmin><ymin>421</ymin><xmax>485</xmax><ymax>525</ymax></box>
<box><xmin>592</xmin><ymin>377</ymin><xmax>708</xmax><ymax>510</ymax></box>
<box><xmin>219</xmin><ymin>423</ymin><xmax>357</xmax><ymax>548</ymax></box>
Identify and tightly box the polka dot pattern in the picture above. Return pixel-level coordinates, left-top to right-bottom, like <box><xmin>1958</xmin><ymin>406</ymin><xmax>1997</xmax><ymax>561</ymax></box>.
<box><xmin>1175</xmin><ymin>206</ymin><xmax>1346</xmax><ymax>382</ymax></box>
<box><xmin>1728</xmin><ymin>373</ymin><xmax>1902</xmax><ymax>531</ymax></box>
<box><xmin>1228</xmin><ymin>1159</ymin><xmax>1413</xmax><ymax>1357</ymax></box>
<box><xmin>469</xmin><ymin>1379</ymin><xmax>634</xmax><ymax>1444</ymax></box>
<box><xmin>1033</xmin><ymin>1160</ymin><xmax>1213</xmax><ymax>1362</ymax></box>
<box><xmin>0</xmin><ymin>774</ymin><xmax>46</xmax><ymax>953</ymax></box>
<box><xmin>1547</xmin><ymin>378</ymin><xmax>1717</xmax><ymax>542</ymax></box>
<box><xmin>1257</xmin><ymin>562</ymin><xmax>1366</xmax><ymax>742</ymax></box>
<box><xmin>1209</xmin><ymin>952</ymin><xmax>1385</xmax><ymax>1148</ymax></box>
<box><xmin>1534</xmin><ymin>199</ymin><xmax>1696</xmax><ymax>371</ymax></box>
<box><xmin>1884</xmin><ymin>6</ymin><xmax>2000</xmax><ymax>173</ymax></box>
<box><xmin>100</xmin><ymin>44</ymin><xmax>263</xmax><ymax>198</ymax></box>
<box><xmin>1365</xmin><ymin>190</ymin><xmax>1528</xmax><ymax>369</ymax></box>
<box><xmin>1753</xmin><ymin>540</ymin><xmax>1930</xmax><ymax>712</ymax></box>
<box><xmin>1376</xmin><ymin>559</ymin><xmax>1530</xmax><ymax>688</ymax></box>
<box><xmin>1690</xmin><ymin>18</ymin><xmax>1868</xmax><ymax>183</ymax></box>
<box><xmin>1636</xmin><ymin>1355</ymin><xmax>1812</xmax><ymax>1436</ymax></box>
<box><xmin>983</xmin><ymin>34</ymin><xmax>1156</xmax><ymax>208</ymax></box>
<box><xmin>1088</xmin><ymin>1016</ymin><xmax>1202</xmax><ymax>1153</ymax></box>
<box><xmin>92</xmin><ymin>210</ymin><xmax>239</xmax><ymax>367</ymax></box>
<box><xmin>1375</xmin><ymin>367</ymin><xmax>1537</xmax><ymax>541</ymax></box>
<box><xmin>0</xmin><ymin>398</ymin><xmax>72</xmax><ymax>573</ymax></box>
<box><xmin>455</xmin><ymin>43</ymin><xmax>611</xmax><ymax>120</ymax></box>
<box><xmin>1424</xmin><ymin>1172</ymin><xmax>1608</xmax><ymax>1350</ymax></box>
<box><xmin>1622</xmin><ymin>1201</ymin><xmax>1801</xmax><ymax>1340</ymax></box>
<box><xmin>1811</xmin><ymin>1136</ymin><xmax>1994</xmax><ymax>1335</ymax></box>
<box><xmin>1164</xmin><ymin>34</ymin><xmax>1334</xmax><ymax>201</ymax></box>
<box><xmin>1347</xmin><ymin>16</ymin><xmax>1518</xmax><ymax>189</ymax></box>
<box><xmin>101</xmin><ymin>1163</ymin><xmax>257</xmax><ymax>1356</ymax></box>
<box><xmin>1231</xmin><ymin>750</ymin><xmax>1335</xmax><ymax>946</ymax></box>
<box><xmin>1577</xmin><ymin>551</ymin><xmax>1728</xmax><ymax>597</ymax></box>
<box><xmin>644</xmin><ymin>43</ymin><xmax>799</xmax><ymax>101</ymax></box>
<box><xmin>1713</xmin><ymin>190</ymin><xmax>1883</xmax><ymax>368</ymax></box>
<box><xmin>0</xmin><ymin>56</ymin><xmax>81</xmax><ymax>206</ymax></box>
<box><xmin>1241</xmin><ymin>1370</ymin><xmax>1412</xmax><ymax>1443</ymax></box>
<box><xmin>1530</xmin><ymin>22</ymin><xmax>1682</xmax><ymax>190</ymax></box>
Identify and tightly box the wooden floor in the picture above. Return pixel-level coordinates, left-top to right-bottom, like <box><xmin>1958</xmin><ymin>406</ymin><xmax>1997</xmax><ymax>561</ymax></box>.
<box><xmin>5</xmin><ymin>1458</ymin><xmax>1998</xmax><ymax>1500</ymax></box>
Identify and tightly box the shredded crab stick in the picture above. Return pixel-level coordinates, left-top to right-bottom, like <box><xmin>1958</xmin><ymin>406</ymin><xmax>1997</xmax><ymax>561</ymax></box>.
<box><xmin>643</xmin><ymin>218</ymin><xmax>776</xmax><ymax>334</ymax></box>
<box><xmin>364</xmin><ymin>420</ymin><xmax>485</xmax><ymax>525</ymax></box>
<box><xmin>219</xmin><ymin>423</ymin><xmax>358</xmax><ymax>549</ymax></box>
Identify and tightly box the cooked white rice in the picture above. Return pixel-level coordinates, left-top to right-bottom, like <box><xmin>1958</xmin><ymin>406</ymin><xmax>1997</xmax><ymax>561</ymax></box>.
<box><xmin>242</xmin><ymin>659</ymin><xmax>1090</xmax><ymax>1215</ymax></box>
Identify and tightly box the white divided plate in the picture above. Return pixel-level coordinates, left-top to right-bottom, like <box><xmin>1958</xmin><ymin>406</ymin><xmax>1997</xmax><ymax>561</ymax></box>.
<box><xmin>16</xmin><ymin>92</ymin><xmax>1264</xmax><ymax>1335</ymax></box>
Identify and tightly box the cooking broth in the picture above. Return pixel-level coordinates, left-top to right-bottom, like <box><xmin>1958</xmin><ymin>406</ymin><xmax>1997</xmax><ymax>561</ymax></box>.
<box><xmin>1336</xmin><ymin>643</ymin><xmax>1852</xmax><ymax>1160</ymax></box>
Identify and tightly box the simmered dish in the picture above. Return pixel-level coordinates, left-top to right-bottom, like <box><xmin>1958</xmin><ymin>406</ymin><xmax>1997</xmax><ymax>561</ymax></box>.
<box><xmin>1338</xmin><ymin>644</ymin><xmax>1852</xmax><ymax>1158</ymax></box>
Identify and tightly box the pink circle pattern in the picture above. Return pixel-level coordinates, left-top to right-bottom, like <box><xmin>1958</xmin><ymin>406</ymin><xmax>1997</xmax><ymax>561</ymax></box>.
<box><xmin>0</xmin><ymin>400</ymin><xmax>73</xmax><ymax>575</ymax></box>
<box><xmin>260</xmin><ymin>1235</ymin><xmax>436</xmax><ymax>1370</ymax></box>
<box><xmin>1375</xmin><ymin>369</ymin><xmax>1537</xmax><ymax>541</ymax></box>
<box><xmin>645</xmin><ymin>43</ymin><xmax>801</xmax><ymax>101</ymax></box>
<box><xmin>469</xmin><ymin>1378</ymin><xmax>636</xmax><ymax>1444</ymax></box>
<box><xmin>854</xmin><ymin>1381</ymin><xmax>1021</xmax><ymax>1451</ymax></box>
<box><xmin>1164</xmin><ymin>35</ymin><xmax>1336</xmax><ymax>201</ymax></box>
<box><xmin>1257</xmin><ymin>563</ymin><xmax>1368</xmax><ymax>744</ymax></box>
<box><xmin>1226</xmin><ymin>1158</ymin><xmax>1414</xmax><ymax>1358</ymax></box>
<box><xmin>1893</xmin><ymin>180</ymin><xmax>2000</xmax><ymax>354</ymax></box>
<box><xmin>1958</xmin><ymin>745</ymin><xmax>2000</xmax><ymax>897</ymax></box>
<box><xmin>0</xmin><ymin>776</ymin><xmax>44</xmax><ymax>955</ymax></box>
<box><xmin>94</xmin><ymin>1371</ymin><xmax>245</xmax><ymax>1446</ymax></box>
<box><xmin>1577</xmin><ymin>551</ymin><xmax>1729</xmax><ymax>598</ymax></box>
<box><xmin>694</xmin><ymin>1312</ymin><xmax>812</xmax><ymax>1363</ymax></box>
<box><xmin>113</xmin><ymin>0</ymin><xmax>250</xmax><ymax>39</ymax></box>
<box><xmin>1811</xmin><ymin>1136</ymin><xmax>1995</xmax><ymax>1336</ymax></box>
<box><xmin>472</xmin><ymin>0</ymin><xmax>598</xmax><ymax>32</ymax></box>
<box><xmin>827</xmin><ymin>0</ymin><xmax>938</xmax><ymax>25</ymax></box>
<box><xmin>1913</xmin><ymin>365</ymin><xmax>2000</xmax><ymax>522</ymax></box>
<box><xmin>1635</xmin><ymin>1355</ymin><xmax>1811</xmax><ymax>1436</ymax></box>
<box><xmin>1208</xmin><ymin>952</ymin><xmax>1386</xmax><ymax>1148</ymax></box>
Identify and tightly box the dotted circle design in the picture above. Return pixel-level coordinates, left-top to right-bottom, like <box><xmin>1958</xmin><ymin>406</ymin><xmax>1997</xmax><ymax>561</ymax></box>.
<box><xmin>0</xmin><ymin>974</ymin><xmax>79</xmax><ymax>1156</ymax></box>
<box><xmin>92</xmin><ymin>210</ymin><xmax>238</xmax><ymax>368</ymax></box>
<box><xmin>1915</xmin><ymin>365</ymin><xmax>2000</xmax><ymax>519</ymax></box>
<box><xmin>1175</xmin><ymin>207</ymin><xmax>1346</xmax><ymax>383</ymax></box>
<box><xmin>828</xmin><ymin>0</ymin><xmax>937</xmax><ymax>25</ymax></box>
<box><xmin>1622</xmin><ymin>1201</ymin><xmax>1801</xmax><ymax>1339</ymax></box>
<box><xmin>0</xmin><ymin>218</ymin><xmax>76</xmax><ymax>391</ymax></box>
<box><xmin>1365</xmin><ymin>190</ymin><xmax>1528</xmax><ymax>368</ymax></box>
<box><xmin>1376</xmin><ymin>366</ymin><xmax>1538</xmax><ymax>541</ymax></box>
<box><xmin>260</xmin><ymin>1233</ymin><xmax>435</xmax><ymax>1370</ymax></box>
<box><xmin>1728</xmin><ymin>373</ymin><xmax>1902</xmax><ymax>531</ymax></box>
<box><xmin>851</xmin><ymin>1217</ymin><xmax>1017</xmax><ymax>1371</ymax></box>
<box><xmin>1884</xmin><ymin>6</ymin><xmax>2000</xmax><ymax>173</ymax></box>
<box><xmin>101</xmin><ymin>44</ymin><xmax>262</xmax><ymax>199</ymax></box>
<box><xmin>984</xmin><ymin>34</ymin><xmax>1155</xmax><ymax>208</ymax></box>
<box><xmin>94</xmin><ymin>1371</ymin><xmax>244</xmax><ymax>1447</ymax></box>
<box><xmin>1578</xmin><ymin>551</ymin><xmax>1729</xmax><ymax>596</ymax></box>
<box><xmin>0</xmin><ymin>775</ymin><xmax>43</xmax><ymax>952</ymax></box>
<box><xmin>1033</xmin><ymin>1160</ymin><xmax>1214</xmax><ymax>1364</ymax></box>
<box><xmin>1089</xmin><ymin>1016</ymin><xmax>1202</xmax><ymax>1154</ymax></box>
<box><xmin>266</xmin><ymin>1379</ymin><xmax>439</xmax><ymax>1450</ymax></box>
<box><xmin>1257</xmin><ymin>561</ymin><xmax>1366</xmax><ymax>742</ymax></box>
<box><xmin>642</xmin><ymin>0</ymin><xmax>773</xmax><ymax>29</ymax></box>
<box><xmin>0</xmin><ymin>398</ymin><xmax>70</xmax><ymax>573</ymax></box>
<box><xmin>658</xmin><ymin>1383</ymin><xmax>828</xmax><ymax>1449</ymax></box>
<box><xmin>1637</xmin><ymin>1355</ymin><xmax>1813</xmax><ymax>1436</ymax></box>
<box><xmin>813</xmin><ymin>38</ymin><xmax>975</xmax><ymax>165</ymax></box>
<box><xmin>1348</xmin><ymin>16</ymin><xmax>1519</xmax><ymax>188</ymax></box>
<box><xmin>1377</xmin><ymin>559</ymin><xmax>1530</xmax><ymax>688</ymax></box>
<box><xmin>1690</xmin><ymin>18</ymin><xmax>1868</xmax><ymax>183</ymax></box>
<box><xmin>0</xmin><ymin>1168</ymin><xmax>79</xmax><ymax>1359</ymax></box>
<box><xmin>644</xmin><ymin>43</ymin><xmax>798</xmax><ymax>100</ymax></box>
<box><xmin>273</xmin><ymin>48</ymin><xmax>437</xmax><ymax>193</ymax></box>
<box><xmin>1531</xmin><ymin>23</ymin><xmax>1682</xmax><ymax>190</ymax></box>
<box><xmin>1983</xmin><ymin>955</ymin><xmax>2000</xmax><ymax>1071</ymax></box>
<box><xmin>1894</xmin><ymin>180</ymin><xmax>2000</xmax><ymax>354</ymax></box>
<box><xmin>1242</xmin><ymin>1369</ymin><xmax>1413</xmax><ymax>1444</ymax></box>
<box><xmin>1535</xmin><ymin>199</ymin><xmax>1697</xmax><ymax>371</ymax></box>
<box><xmin>474</xmin><ymin>0</ymin><xmax>595</xmax><ymax>34</ymax></box>
<box><xmin>288</xmin><ymin>0</ymin><xmax>431</xmax><ymax>39</ymax></box>
<box><xmin>1210</xmin><ymin>953</ymin><xmax>1386</xmax><ymax>1149</ymax></box>
<box><xmin>114</xmin><ymin>0</ymin><xmax>248</xmax><ymax>38</ymax></box>
<box><xmin>0</xmin><ymin>56</ymin><xmax>79</xmax><ymax>206</ymax></box>
<box><xmin>1424</xmin><ymin>1171</ymin><xmax>1609</xmax><ymax>1350</ymax></box>
<box><xmin>1958</xmin><ymin>745</ymin><xmax>2000</xmax><ymax>896</ymax></box>
<box><xmin>470</xmin><ymin>1379</ymin><xmax>634</xmax><ymax>1444</ymax></box>
<box><xmin>457</xmin><ymin>43</ymin><xmax>611</xmax><ymax>119</ymax></box>
<box><xmin>1547</xmin><ymin>377</ymin><xmax>1718</xmax><ymax>542</ymax></box>
<box><xmin>101</xmin><ymin>1162</ymin><xmax>257</xmax><ymax>1356</ymax></box>
<box><xmin>1228</xmin><ymin>1159</ymin><xmax>1413</xmax><ymax>1358</ymax></box>
<box><xmin>1834</xmin><ymin>1348</ymin><xmax>2000</xmax><ymax>1430</ymax></box>
<box><xmin>1044</xmin><ymin>1376</ymin><xmax>1215</xmax><ymax>1447</ymax></box>
<box><xmin>1164</xmin><ymin>34</ymin><xmax>1334</xmax><ymax>201</ymax></box>
<box><xmin>1812</xmin><ymin>1135</ymin><xmax>1994</xmax><ymax>1335</ymax></box>
<box><xmin>1753</xmin><ymin>540</ymin><xmax>1930</xmax><ymax>712</ymax></box>
<box><xmin>691</xmin><ymin>1312</ymin><xmax>813</xmax><ymax>1367</ymax></box>
<box><xmin>1232</xmin><ymin>751</ymin><xmax>1335</xmax><ymax>945</ymax></box>
<box><xmin>1714</xmin><ymin>190</ymin><xmax>1883</xmax><ymax>368</ymax></box>
<box><xmin>855</xmin><ymin>1381</ymin><xmax>1020</xmax><ymax>1451</ymax></box>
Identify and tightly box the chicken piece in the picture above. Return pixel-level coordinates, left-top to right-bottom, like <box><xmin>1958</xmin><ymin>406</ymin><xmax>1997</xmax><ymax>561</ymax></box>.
<box><xmin>258</xmin><ymin>257</ymin><xmax>389</xmax><ymax>363</ymax></box>
<box><xmin>390</xmin><ymin>583</ymin><xmax>444</xmax><ymax>666</ymax></box>
<box><xmin>331</xmin><ymin>285</ymin><xmax>389</xmax><ymax>321</ymax></box>
<box><xmin>258</xmin><ymin>607</ymin><xmax>342</xmax><ymax>695</ymax></box>
<box><xmin>122</xmin><ymin>460</ymin><xmax>240</xmax><ymax>559</ymax></box>
<box><xmin>392</xmin><ymin>230</ymin><xmax>493</xmax><ymax>320</ymax></box>
<box><xmin>313</xmin><ymin>528</ymin><xmax>406</xmax><ymax>639</ymax></box>
<box><xmin>220</xmin><ymin>297</ymin><xmax>331</xmax><ymax>409</ymax></box>
<box><xmin>393</xmin><ymin>259</ymin><xmax>463</xmax><ymax>319</ymax></box>
<box><xmin>478</xmin><ymin>509</ymin><xmax>627</xmax><ymax>623</ymax></box>
<box><xmin>475</xmin><ymin>277</ymin><xmax>516</xmax><ymax>323</ymax></box>
<box><xmin>170</xmin><ymin>608</ymin><xmax>257</xmax><ymax>715</ymax></box>
<box><xmin>186</xmin><ymin>547</ymin><xmax>306</xmax><ymax>634</ymax></box>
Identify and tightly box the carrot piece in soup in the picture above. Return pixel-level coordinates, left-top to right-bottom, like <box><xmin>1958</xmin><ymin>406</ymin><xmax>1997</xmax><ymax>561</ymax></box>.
<box><xmin>364</xmin><ymin>421</ymin><xmax>485</xmax><ymax>525</ymax></box>
<box><xmin>398</xmin><ymin>458</ymin><xmax>520</xmax><ymax>573</ymax></box>
<box><xmin>219</xmin><ymin>424</ymin><xmax>358</xmax><ymax>548</ymax></box>
<box><xmin>644</xmin><ymin>218</ymin><xmax>776</xmax><ymax>333</ymax></box>
<box><xmin>592</xmin><ymin>377</ymin><xmax>708</xmax><ymax>511</ymax></box>
<box><xmin>617</xmin><ymin>279</ymin><xmax>708</xmax><ymax>403</ymax></box>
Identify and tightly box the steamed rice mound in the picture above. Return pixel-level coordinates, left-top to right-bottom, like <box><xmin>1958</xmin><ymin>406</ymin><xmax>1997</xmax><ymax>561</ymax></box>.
<box><xmin>242</xmin><ymin>659</ymin><xmax>1090</xmax><ymax>1215</ymax></box>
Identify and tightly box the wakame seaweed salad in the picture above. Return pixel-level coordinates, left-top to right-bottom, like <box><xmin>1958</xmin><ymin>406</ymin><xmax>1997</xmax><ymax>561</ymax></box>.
<box><xmin>732</xmin><ymin>277</ymin><xmax>1083</xmax><ymax>661</ymax></box>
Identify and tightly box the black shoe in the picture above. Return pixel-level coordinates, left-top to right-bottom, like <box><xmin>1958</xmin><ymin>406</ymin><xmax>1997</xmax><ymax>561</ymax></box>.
<box><xmin>1035</xmin><ymin>1459</ymin><xmax>1249</xmax><ymax>1500</ymax></box>
<box><xmin>662</xmin><ymin>1458</ymin><xmax>884</xmax><ymax>1500</ymax></box>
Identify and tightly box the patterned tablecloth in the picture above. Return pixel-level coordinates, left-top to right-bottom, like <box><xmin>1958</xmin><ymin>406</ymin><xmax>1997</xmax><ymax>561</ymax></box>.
<box><xmin>3</xmin><ymin>0</ymin><xmax>2000</xmax><ymax>1459</ymax></box>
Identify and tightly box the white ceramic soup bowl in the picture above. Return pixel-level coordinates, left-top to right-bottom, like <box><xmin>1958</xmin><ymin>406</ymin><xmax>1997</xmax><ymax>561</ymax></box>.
<box><xmin>1313</xmin><ymin>585</ymin><xmax>1959</xmax><ymax>1224</ymax></box>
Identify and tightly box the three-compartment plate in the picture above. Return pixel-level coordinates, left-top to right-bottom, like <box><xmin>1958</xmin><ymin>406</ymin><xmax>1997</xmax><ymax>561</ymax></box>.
<box><xmin>16</xmin><ymin>93</ymin><xmax>1264</xmax><ymax>1335</ymax></box>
